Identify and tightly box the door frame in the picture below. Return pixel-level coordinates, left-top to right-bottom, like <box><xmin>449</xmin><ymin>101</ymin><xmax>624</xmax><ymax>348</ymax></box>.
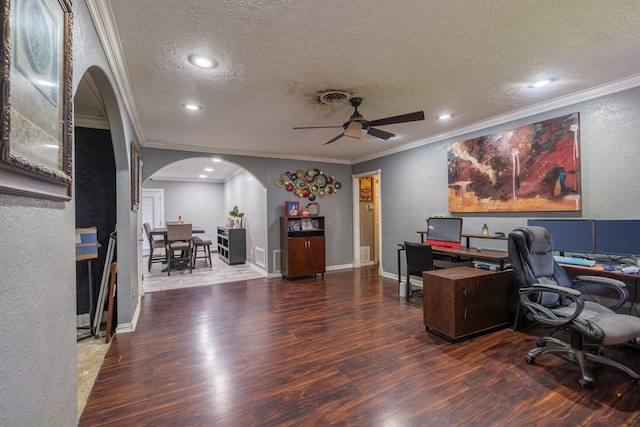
<box><xmin>352</xmin><ymin>169</ymin><xmax>382</xmax><ymax>274</ymax></box>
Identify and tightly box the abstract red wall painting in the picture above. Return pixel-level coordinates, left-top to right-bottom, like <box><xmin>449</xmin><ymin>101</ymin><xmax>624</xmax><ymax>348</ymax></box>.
<box><xmin>447</xmin><ymin>113</ymin><xmax>581</xmax><ymax>213</ymax></box>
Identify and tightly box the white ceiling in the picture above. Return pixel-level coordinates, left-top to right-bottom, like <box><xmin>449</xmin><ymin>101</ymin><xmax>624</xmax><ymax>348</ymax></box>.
<box><xmin>79</xmin><ymin>0</ymin><xmax>640</xmax><ymax>180</ymax></box>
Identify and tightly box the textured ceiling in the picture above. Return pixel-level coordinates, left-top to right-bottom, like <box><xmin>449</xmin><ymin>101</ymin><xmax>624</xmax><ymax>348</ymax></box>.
<box><xmin>81</xmin><ymin>0</ymin><xmax>640</xmax><ymax>179</ymax></box>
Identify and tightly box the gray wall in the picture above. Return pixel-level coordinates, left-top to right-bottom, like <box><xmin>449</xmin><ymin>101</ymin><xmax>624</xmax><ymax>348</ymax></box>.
<box><xmin>143</xmin><ymin>171</ymin><xmax>270</xmax><ymax>272</ymax></box>
<box><xmin>142</xmin><ymin>149</ymin><xmax>354</xmax><ymax>273</ymax></box>
<box><xmin>353</xmin><ymin>86</ymin><xmax>640</xmax><ymax>278</ymax></box>
<box><xmin>0</xmin><ymin>1</ymin><xmax>139</xmax><ymax>425</ymax></box>
<box><xmin>224</xmin><ymin>170</ymin><xmax>268</xmax><ymax>269</ymax></box>
<box><xmin>144</xmin><ymin>180</ymin><xmax>226</xmax><ymax>241</ymax></box>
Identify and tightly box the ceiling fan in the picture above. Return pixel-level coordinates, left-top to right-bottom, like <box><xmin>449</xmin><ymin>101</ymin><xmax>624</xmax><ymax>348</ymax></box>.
<box><xmin>294</xmin><ymin>97</ymin><xmax>425</xmax><ymax>145</ymax></box>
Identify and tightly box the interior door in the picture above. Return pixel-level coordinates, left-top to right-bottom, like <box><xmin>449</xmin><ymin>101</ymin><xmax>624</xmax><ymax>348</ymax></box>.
<box><xmin>141</xmin><ymin>189</ymin><xmax>164</xmax><ymax>252</ymax></box>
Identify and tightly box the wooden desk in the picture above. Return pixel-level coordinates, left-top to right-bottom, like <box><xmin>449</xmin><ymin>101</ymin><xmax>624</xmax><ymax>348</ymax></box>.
<box><xmin>396</xmin><ymin>243</ymin><xmax>511</xmax><ymax>288</ymax></box>
<box><xmin>431</xmin><ymin>246</ymin><xmax>510</xmax><ymax>270</ymax></box>
<box><xmin>416</xmin><ymin>231</ymin><xmax>508</xmax><ymax>248</ymax></box>
<box><xmin>423</xmin><ymin>266</ymin><xmax>513</xmax><ymax>342</ymax></box>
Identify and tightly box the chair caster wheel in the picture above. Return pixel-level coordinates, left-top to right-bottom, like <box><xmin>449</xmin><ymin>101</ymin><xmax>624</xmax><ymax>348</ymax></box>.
<box><xmin>578</xmin><ymin>378</ymin><xmax>592</xmax><ymax>389</ymax></box>
<box><xmin>525</xmin><ymin>355</ymin><xmax>535</xmax><ymax>364</ymax></box>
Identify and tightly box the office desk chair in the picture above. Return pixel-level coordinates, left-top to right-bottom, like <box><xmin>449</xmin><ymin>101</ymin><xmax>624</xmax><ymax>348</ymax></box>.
<box><xmin>508</xmin><ymin>226</ymin><xmax>640</xmax><ymax>388</ymax></box>
<box><xmin>404</xmin><ymin>241</ymin><xmax>434</xmax><ymax>301</ymax></box>
<box><xmin>143</xmin><ymin>222</ymin><xmax>167</xmax><ymax>272</ymax></box>
<box><xmin>166</xmin><ymin>223</ymin><xmax>193</xmax><ymax>276</ymax></box>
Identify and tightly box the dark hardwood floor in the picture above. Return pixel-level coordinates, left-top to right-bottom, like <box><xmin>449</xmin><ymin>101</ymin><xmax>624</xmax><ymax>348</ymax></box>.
<box><xmin>80</xmin><ymin>267</ymin><xmax>640</xmax><ymax>426</ymax></box>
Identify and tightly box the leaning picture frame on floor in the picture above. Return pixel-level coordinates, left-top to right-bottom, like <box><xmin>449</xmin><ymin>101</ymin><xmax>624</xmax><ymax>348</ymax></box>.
<box><xmin>0</xmin><ymin>0</ymin><xmax>74</xmax><ymax>200</ymax></box>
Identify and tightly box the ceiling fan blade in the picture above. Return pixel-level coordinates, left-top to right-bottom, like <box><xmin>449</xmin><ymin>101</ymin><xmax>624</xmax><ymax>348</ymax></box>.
<box><xmin>344</xmin><ymin>121</ymin><xmax>362</xmax><ymax>139</ymax></box>
<box><xmin>369</xmin><ymin>111</ymin><xmax>425</xmax><ymax>127</ymax></box>
<box><xmin>368</xmin><ymin>127</ymin><xmax>395</xmax><ymax>140</ymax></box>
<box><xmin>294</xmin><ymin>125</ymin><xmax>343</xmax><ymax>129</ymax></box>
<box><xmin>323</xmin><ymin>133</ymin><xmax>345</xmax><ymax>145</ymax></box>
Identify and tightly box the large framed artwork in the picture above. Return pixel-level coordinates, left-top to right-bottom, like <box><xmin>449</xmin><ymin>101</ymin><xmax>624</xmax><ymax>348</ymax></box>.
<box><xmin>448</xmin><ymin>113</ymin><xmax>581</xmax><ymax>213</ymax></box>
<box><xmin>0</xmin><ymin>0</ymin><xmax>74</xmax><ymax>200</ymax></box>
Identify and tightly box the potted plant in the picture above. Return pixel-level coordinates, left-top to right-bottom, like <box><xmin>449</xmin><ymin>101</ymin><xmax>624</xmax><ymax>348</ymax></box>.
<box><xmin>228</xmin><ymin>205</ymin><xmax>245</xmax><ymax>228</ymax></box>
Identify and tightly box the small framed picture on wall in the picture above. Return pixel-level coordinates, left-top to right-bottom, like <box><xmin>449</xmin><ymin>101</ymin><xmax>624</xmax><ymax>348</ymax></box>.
<box><xmin>285</xmin><ymin>200</ymin><xmax>299</xmax><ymax>217</ymax></box>
<box><xmin>360</xmin><ymin>176</ymin><xmax>372</xmax><ymax>202</ymax></box>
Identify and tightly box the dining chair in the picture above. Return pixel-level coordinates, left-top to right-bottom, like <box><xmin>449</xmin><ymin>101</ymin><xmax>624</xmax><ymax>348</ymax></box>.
<box><xmin>143</xmin><ymin>222</ymin><xmax>167</xmax><ymax>272</ymax></box>
<box><xmin>192</xmin><ymin>235</ymin><xmax>213</xmax><ymax>267</ymax></box>
<box><xmin>165</xmin><ymin>223</ymin><xmax>193</xmax><ymax>276</ymax></box>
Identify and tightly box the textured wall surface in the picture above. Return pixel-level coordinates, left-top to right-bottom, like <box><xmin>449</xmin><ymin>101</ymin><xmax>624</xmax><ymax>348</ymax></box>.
<box><xmin>0</xmin><ymin>1</ymin><xmax>135</xmax><ymax>425</ymax></box>
<box><xmin>0</xmin><ymin>197</ymin><xmax>77</xmax><ymax>426</ymax></box>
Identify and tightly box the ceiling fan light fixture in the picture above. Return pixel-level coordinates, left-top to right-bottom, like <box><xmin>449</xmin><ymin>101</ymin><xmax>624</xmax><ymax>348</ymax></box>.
<box><xmin>437</xmin><ymin>113</ymin><xmax>453</xmax><ymax>120</ymax></box>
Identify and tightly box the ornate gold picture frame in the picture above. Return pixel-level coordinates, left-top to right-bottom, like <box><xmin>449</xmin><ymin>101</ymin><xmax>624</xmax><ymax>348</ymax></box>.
<box><xmin>0</xmin><ymin>0</ymin><xmax>73</xmax><ymax>200</ymax></box>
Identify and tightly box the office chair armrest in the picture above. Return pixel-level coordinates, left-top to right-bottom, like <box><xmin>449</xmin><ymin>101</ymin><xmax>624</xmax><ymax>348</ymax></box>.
<box><xmin>519</xmin><ymin>283</ymin><xmax>584</xmax><ymax>327</ymax></box>
<box><xmin>522</xmin><ymin>283</ymin><xmax>581</xmax><ymax>297</ymax></box>
<box><xmin>573</xmin><ymin>275</ymin><xmax>629</xmax><ymax>311</ymax></box>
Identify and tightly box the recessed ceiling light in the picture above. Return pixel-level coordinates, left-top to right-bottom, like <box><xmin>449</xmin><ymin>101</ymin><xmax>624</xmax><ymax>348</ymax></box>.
<box><xmin>528</xmin><ymin>78</ymin><xmax>555</xmax><ymax>88</ymax></box>
<box><xmin>199</xmin><ymin>174</ymin><xmax>207</xmax><ymax>178</ymax></box>
<box><xmin>189</xmin><ymin>54</ymin><xmax>217</xmax><ymax>69</ymax></box>
<box><xmin>437</xmin><ymin>113</ymin><xmax>453</xmax><ymax>120</ymax></box>
<box><xmin>212</xmin><ymin>158</ymin><xmax>222</xmax><ymax>162</ymax></box>
<box><xmin>204</xmin><ymin>167</ymin><xmax>214</xmax><ymax>172</ymax></box>
<box><xmin>182</xmin><ymin>103</ymin><xmax>202</xmax><ymax>111</ymax></box>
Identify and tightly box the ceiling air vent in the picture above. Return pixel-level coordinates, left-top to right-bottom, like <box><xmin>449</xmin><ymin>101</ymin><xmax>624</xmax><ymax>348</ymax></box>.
<box><xmin>319</xmin><ymin>91</ymin><xmax>350</xmax><ymax>105</ymax></box>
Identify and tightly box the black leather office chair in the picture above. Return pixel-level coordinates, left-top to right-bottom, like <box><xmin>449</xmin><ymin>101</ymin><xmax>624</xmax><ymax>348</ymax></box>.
<box><xmin>404</xmin><ymin>241</ymin><xmax>434</xmax><ymax>301</ymax></box>
<box><xmin>508</xmin><ymin>226</ymin><xmax>640</xmax><ymax>388</ymax></box>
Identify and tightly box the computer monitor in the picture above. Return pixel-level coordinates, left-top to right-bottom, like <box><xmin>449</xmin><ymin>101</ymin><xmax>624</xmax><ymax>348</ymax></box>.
<box><xmin>426</xmin><ymin>217</ymin><xmax>463</xmax><ymax>248</ymax></box>
<box><xmin>594</xmin><ymin>220</ymin><xmax>640</xmax><ymax>257</ymax></box>
<box><xmin>527</xmin><ymin>219</ymin><xmax>595</xmax><ymax>255</ymax></box>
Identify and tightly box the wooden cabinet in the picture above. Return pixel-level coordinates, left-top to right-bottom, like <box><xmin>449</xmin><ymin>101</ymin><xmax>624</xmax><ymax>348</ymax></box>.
<box><xmin>423</xmin><ymin>266</ymin><xmax>513</xmax><ymax>342</ymax></box>
<box><xmin>217</xmin><ymin>227</ymin><xmax>246</xmax><ymax>265</ymax></box>
<box><xmin>280</xmin><ymin>216</ymin><xmax>325</xmax><ymax>279</ymax></box>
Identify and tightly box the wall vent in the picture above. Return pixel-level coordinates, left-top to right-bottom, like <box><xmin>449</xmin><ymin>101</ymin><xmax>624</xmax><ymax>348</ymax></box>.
<box><xmin>360</xmin><ymin>246</ymin><xmax>371</xmax><ymax>262</ymax></box>
<box><xmin>255</xmin><ymin>247</ymin><xmax>266</xmax><ymax>268</ymax></box>
<box><xmin>273</xmin><ymin>250</ymin><xmax>282</xmax><ymax>272</ymax></box>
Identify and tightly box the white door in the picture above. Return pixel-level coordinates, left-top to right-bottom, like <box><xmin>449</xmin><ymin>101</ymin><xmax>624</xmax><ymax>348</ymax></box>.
<box><xmin>141</xmin><ymin>189</ymin><xmax>164</xmax><ymax>252</ymax></box>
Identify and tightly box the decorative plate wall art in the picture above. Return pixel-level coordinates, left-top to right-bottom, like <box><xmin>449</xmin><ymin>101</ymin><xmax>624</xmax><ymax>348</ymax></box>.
<box><xmin>275</xmin><ymin>168</ymin><xmax>341</xmax><ymax>201</ymax></box>
<box><xmin>447</xmin><ymin>113</ymin><xmax>581</xmax><ymax>213</ymax></box>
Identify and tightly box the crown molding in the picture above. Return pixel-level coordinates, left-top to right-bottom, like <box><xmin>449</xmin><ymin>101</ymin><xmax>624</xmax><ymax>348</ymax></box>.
<box><xmin>143</xmin><ymin>140</ymin><xmax>353</xmax><ymax>165</ymax></box>
<box><xmin>354</xmin><ymin>74</ymin><xmax>640</xmax><ymax>164</ymax></box>
<box><xmin>85</xmin><ymin>0</ymin><xmax>145</xmax><ymax>143</ymax></box>
<box><xmin>75</xmin><ymin>114</ymin><xmax>110</xmax><ymax>130</ymax></box>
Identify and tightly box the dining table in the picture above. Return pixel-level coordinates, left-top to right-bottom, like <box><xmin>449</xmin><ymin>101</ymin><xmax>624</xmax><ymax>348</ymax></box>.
<box><xmin>150</xmin><ymin>226</ymin><xmax>205</xmax><ymax>237</ymax></box>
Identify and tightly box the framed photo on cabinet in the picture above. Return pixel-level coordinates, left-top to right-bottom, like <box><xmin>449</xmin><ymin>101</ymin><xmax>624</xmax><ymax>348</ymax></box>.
<box><xmin>286</xmin><ymin>200</ymin><xmax>299</xmax><ymax>216</ymax></box>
